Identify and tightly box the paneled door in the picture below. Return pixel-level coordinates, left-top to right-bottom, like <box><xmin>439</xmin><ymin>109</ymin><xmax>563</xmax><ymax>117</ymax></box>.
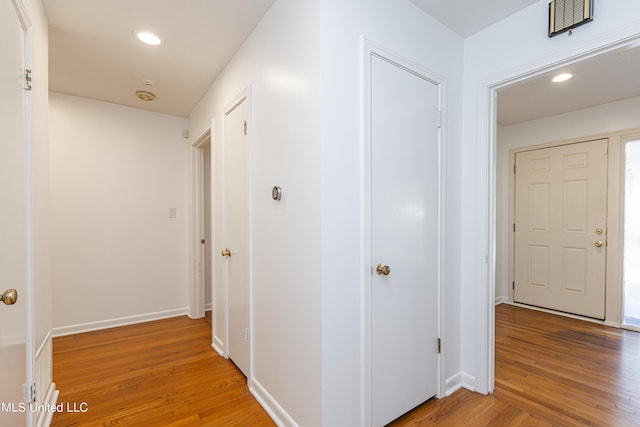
<box><xmin>223</xmin><ymin>93</ymin><xmax>251</xmax><ymax>378</ymax></box>
<box><xmin>0</xmin><ymin>0</ymin><xmax>30</xmax><ymax>425</ymax></box>
<box><xmin>370</xmin><ymin>53</ymin><xmax>440</xmax><ymax>426</ymax></box>
<box><xmin>514</xmin><ymin>139</ymin><xmax>608</xmax><ymax>319</ymax></box>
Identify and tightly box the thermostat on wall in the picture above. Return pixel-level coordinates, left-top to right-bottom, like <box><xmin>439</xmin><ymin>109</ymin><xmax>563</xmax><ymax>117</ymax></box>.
<box><xmin>272</xmin><ymin>186</ymin><xmax>282</xmax><ymax>201</ymax></box>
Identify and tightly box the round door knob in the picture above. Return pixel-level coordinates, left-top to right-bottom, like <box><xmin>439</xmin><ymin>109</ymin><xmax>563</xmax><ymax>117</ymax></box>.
<box><xmin>594</xmin><ymin>240</ymin><xmax>604</xmax><ymax>248</ymax></box>
<box><xmin>1</xmin><ymin>289</ymin><xmax>18</xmax><ymax>305</ymax></box>
<box><xmin>376</xmin><ymin>264</ymin><xmax>390</xmax><ymax>276</ymax></box>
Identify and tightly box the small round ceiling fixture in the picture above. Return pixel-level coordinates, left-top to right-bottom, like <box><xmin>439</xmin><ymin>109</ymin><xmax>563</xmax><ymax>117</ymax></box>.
<box><xmin>136</xmin><ymin>90</ymin><xmax>156</xmax><ymax>101</ymax></box>
<box><xmin>135</xmin><ymin>30</ymin><xmax>162</xmax><ymax>46</ymax></box>
<box><xmin>552</xmin><ymin>72</ymin><xmax>573</xmax><ymax>83</ymax></box>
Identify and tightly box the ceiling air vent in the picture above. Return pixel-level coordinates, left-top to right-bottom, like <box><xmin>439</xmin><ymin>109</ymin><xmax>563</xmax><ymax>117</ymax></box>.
<box><xmin>549</xmin><ymin>0</ymin><xmax>593</xmax><ymax>37</ymax></box>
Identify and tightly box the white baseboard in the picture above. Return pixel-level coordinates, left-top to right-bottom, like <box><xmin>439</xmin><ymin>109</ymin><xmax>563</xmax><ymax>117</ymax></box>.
<box><xmin>250</xmin><ymin>377</ymin><xmax>298</xmax><ymax>427</ymax></box>
<box><xmin>444</xmin><ymin>372</ymin><xmax>463</xmax><ymax>396</ymax></box>
<box><xmin>495</xmin><ymin>296</ymin><xmax>508</xmax><ymax>305</ymax></box>
<box><xmin>36</xmin><ymin>382</ymin><xmax>59</xmax><ymax>427</ymax></box>
<box><xmin>205</xmin><ymin>302</ymin><xmax>212</xmax><ymax>312</ymax></box>
<box><xmin>52</xmin><ymin>307</ymin><xmax>189</xmax><ymax>337</ymax></box>
<box><xmin>212</xmin><ymin>336</ymin><xmax>225</xmax><ymax>357</ymax></box>
<box><xmin>35</xmin><ymin>332</ymin><xmax>58</xmax><ymax>427</ymax></box>
<box><xmin>461</xmin><ymin>372</ymin><xmax>476</xmax><ymax>391</ymax></box>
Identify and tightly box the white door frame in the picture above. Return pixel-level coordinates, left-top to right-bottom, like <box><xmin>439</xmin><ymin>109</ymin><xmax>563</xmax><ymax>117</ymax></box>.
<box><xmin>188</xmin><ymin>125</ymin><xmax>214</xmax><ymax>320</ymax></box>
<box><xmin>361</xmin><ymin>38</ymin><xmax>447</xmax><ymax>426</ymax></box>
<box><xmin>476</xmin><ymin>30</ymin><xmax>640</xmax><ymax>394</ymax></box>
<box><xmin>221</xmin><ymin>85</ymin><xmax>253</xmax><ymax>381</ymax></box>
<box><xmin>3</xmin><ymin>0</ymin><xmax>35</xmax><ymax>424</ymax></box>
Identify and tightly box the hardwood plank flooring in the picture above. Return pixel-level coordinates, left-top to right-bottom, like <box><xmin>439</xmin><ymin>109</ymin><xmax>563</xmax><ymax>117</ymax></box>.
<box><xmin>52</xmin><ymin>305</ymin><xmax>640</xmax><ymax>426</ymax></box>
<box><xmin>390</xmin><ymin>304</ymin><xmax>640</xmax><ymax>426</ymax></box>
<box><xmin>51</xmin><ymin>313</ymin><xmax>275</xmax><ymax>426</ymax></box>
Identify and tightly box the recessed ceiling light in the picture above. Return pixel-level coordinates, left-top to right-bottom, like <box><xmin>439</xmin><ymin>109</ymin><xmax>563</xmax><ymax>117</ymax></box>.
<box><xmin>552</xmin><ymin>73</ymin><xmax>573</xmax><ymax>83</ymax></box>
<box><xmin>135</xmin><ymin>30</ymin><xmax>162</xmax><ymax>46</ymax></box>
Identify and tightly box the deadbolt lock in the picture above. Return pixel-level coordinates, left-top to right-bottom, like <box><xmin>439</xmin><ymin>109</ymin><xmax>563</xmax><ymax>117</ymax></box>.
<box><xmin>1</xmin><ymin>289</ymin><xmax>18</xmax><ymax>306</ymax></box>
<box><xmin>595</xmin><ymin>227</ymin><xmax>604</xmax><ymax>235</ymax></box>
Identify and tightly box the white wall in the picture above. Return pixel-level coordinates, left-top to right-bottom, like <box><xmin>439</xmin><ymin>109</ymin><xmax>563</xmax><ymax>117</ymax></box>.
<box><xmin>319</xmin><ymin>0</ymin><xmax>464</xmax><ymax>424</ymax></box>
<box><xmin>49</xmin><ymin>93</ymin><xmax>189</xmax><ymax>333</ymax></box>
<box><xmin>462</xmin><ymin>0</ymin><xmax>640</xmax><ymax>393</ymax></box>
<box><xmin>188</xmin><ymin>0</ymin><xmax>322</xmax><ymax>425</ymax></box>
<box><xmin>496</xmin><ymin>96</ymin><xmax>640</xmax><ymax>302</ymax></box>
<box><xmin>189</xmin><ymin>0</ymin><xmax>463</xmax><ymax>424</ymax></box>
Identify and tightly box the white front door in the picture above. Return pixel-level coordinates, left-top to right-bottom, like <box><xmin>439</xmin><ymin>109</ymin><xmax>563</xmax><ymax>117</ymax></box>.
<box><xmin>514</xmin><ymin>139</ymin><xmax>608</xmax><ymax>319</ymax></box>
<box><xmin>0</xmin><ymin>0</ymin><xmax>30</xmax><ymax>425</ymax></box>
<box><xmin>224</xmin><ymin>94</ymin><xmax>250</xmax><ymax>378</ymax></box>
<box><xmin>370</xmin><ymin>54</ymin><xmax>440</xmax><ymax>426</ymax></box>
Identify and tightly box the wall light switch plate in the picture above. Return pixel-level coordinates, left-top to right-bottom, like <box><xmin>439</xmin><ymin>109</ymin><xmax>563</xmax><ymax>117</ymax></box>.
<box><xmin>168</xmin><ymin>208</ymin><xmax>176</xmax><ymax>218</ymax></box>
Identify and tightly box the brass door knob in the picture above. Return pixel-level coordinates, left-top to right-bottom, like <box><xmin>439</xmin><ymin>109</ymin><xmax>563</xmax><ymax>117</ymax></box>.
<box><xmin>1</xmin><ymin>289</ymin><xmax>18</xmax><ymax>305</ymax></box>
<box><xmin>221</xmin><ymin>248</ymin><xmax>231</xmax><ymax>257</ymax></box>
<box><xmin>376</xmin><ymin>264</ymin><xmax>390</xmax><ymax>276</ymax></box>
<box><xmin>594</xmin><ymin>241</ymin><xmax>604</xmax><ymax>248</ymax></box>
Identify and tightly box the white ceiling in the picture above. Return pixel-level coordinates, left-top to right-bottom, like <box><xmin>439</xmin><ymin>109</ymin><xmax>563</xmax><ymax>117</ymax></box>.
<box><xmin>497</xmin><ymin>45</ymin><xmax>640</xmax><ymax>125</ymax></box>
<box><xmin>43</xmin><ymin>0</ymin><xmax>640</xmax><ymax>125</ymax></box>
<box><xmin>409</xmin><ymin>0</ymin><xmax>539</xmax><ymax>38</ymax></box>
<box><xmin>43</xmin><ymin>0</ymin><xmax>276</xmax><ymax>118</ymax></box>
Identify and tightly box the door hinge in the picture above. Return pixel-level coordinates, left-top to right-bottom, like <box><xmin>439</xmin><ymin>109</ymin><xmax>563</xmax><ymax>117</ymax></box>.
<box><xmin>512</xmin><ymin>281</ymin><xmax>515</xmax><ymax>290</ymax></box>
<box><xmin>436</xmin><ymin>110</ymin><xmax>442</xmax><ymax>128</ymax></box>
<box><xmin>243</xmin><ymin>120</ymin><xmax>248</xmax><ymax>136</ymax></box>
<box><xmin>24</xmin><ymin>69</ymin><xmax>32</xmax><ymax>91</ymax></box>
<box><xmin>513</xmin><ymin>223</ymin><xmax>516</xmax><ymax>232</ymax></box>
<box><xmin>513</xmin><ymin>163</ymin><xmax>516</xmax><ymax>174</ymax></box>
<box><xmin>437</xmin><ymin>338</ymin><xmax>441</xmax><ymax>354</ymax></box>
<box><xmin>200</xmin><ymin>239</ymin><xmax>205</xmax><ymax>244</ymax></box>
<box><xmin>23</xmin><ymin>382</ymin><xmax>35</xmax><ymax>403</ymax></box>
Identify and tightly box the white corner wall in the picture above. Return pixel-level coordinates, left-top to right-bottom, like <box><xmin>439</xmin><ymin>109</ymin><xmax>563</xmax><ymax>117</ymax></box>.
<box><xmin>320</xmin><ymin>0</ymin><xmax>464</xmax><ymax>424</ymax></box>
<box><xmin>188</xmin><ymin>0</ymin><xmax>322</xmax><ymax>425</ymax></box>
<box><xmin>49</xmin><ymin>93</ymin><xmax>189</xmax><ymax>334</ymax></box>
<box><xmin>462</xmin><ymin>0</ymin><xmax>640</xmax><ymax>394</ymax></box>
<box><xmin>496</xmin><ymin>96</ymin><xmax>640</xmax><ymax>302</ymax></box>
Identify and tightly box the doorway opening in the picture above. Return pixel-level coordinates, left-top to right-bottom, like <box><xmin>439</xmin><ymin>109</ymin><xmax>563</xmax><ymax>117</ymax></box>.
<box><xmin>623</xmin><ymin>138</ymin><xmax>640</xmax><ymax>329</ymax></box>
<box><xmin>488</xmin><ymin>35</ymin><xmax>640</xmax><ymax>393</ymax></box>
<box><xmin>189</xmin><ymin>129</ymin><xmax>213</xmax><ymax>320</ymax></box>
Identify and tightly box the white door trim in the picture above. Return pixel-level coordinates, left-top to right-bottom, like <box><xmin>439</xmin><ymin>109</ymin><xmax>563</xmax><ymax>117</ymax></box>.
<box><xmin>188</xmin><ymin>127</ymin><xmax>212</xmax><ymax>320</ymax></box>
<box><xmin>361</xmin><ymin>37</ymin><xmax>446</xmax><ymax>426</ymax></box>
<box><xmin>476</xmin><ymin>28</ymin><xmax>640</xmax><ymax>394</ymax></box>
<box><xmin>221</xmin><ymin>85</ymin><xmax>253</xmax><ymax>383</ymax></box>
<box><xmin>11</xmin><ymin>0</ymin><xmax>34</xmax><ymax>425</ymax></box>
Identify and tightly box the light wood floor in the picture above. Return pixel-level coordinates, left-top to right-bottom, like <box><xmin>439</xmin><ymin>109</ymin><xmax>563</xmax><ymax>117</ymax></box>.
<box><xmin>52</xmin><ymin>305</ymin><xmax>640</xmax><ymax>426</ymax></box>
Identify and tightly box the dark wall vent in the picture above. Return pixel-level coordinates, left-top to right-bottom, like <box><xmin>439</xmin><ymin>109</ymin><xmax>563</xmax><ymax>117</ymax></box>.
<box><xmin>549</xmin><ymin>0</ymin><xmax>594</xmax><ymax>37</ymax></box>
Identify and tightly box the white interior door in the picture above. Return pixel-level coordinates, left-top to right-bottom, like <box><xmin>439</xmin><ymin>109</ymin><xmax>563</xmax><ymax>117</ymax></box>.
<box><xmin>370</xmin><ymin>54</ymin><xmax>440</xmax><ymax>426</ymax></box>
<box><xmin>0</xmin><ymin>0</ymin><xmax>29</xmax><ymax>425</ymax></box>
<box><xmin>514</xmin><ymin>139</ymin><xmax>608</xmax><ymax>319</ymax></box>
<box><xmin>224</xmin><ymin>95</ymin><xmax>250</xmax><ymax>377</ymax></box>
